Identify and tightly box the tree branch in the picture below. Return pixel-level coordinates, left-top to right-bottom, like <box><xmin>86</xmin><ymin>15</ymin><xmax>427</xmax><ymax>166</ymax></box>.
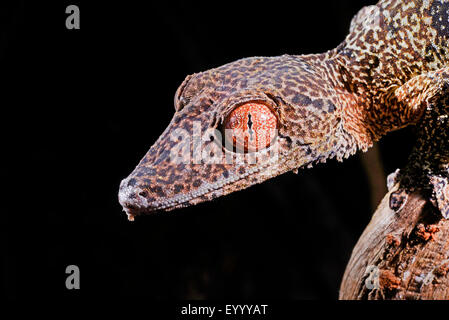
<box><xmin>339</xmin><ymin>184</ymin><xmax>449</xmax><ymax>300</ymax></box>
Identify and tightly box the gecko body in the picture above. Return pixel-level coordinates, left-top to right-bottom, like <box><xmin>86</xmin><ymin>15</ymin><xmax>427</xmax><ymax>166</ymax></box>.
<box><xmin>119</xmin><ymin>0</ymin><xmax>449</xmax><ymax>221</ymax></box>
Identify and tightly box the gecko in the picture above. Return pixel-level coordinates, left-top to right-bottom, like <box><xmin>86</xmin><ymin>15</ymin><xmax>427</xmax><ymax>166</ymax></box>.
<box><xmin>119</xmin><ymin>0</ymin><xmax>449</xmax><ymax>221</ymax></box>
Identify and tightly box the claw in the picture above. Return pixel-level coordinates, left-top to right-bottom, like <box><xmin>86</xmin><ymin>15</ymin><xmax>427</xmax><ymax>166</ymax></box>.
<box><xmin>387</xmin><ymin>169</ymin><xmax>401</xmax><ymax>191</ymax></box>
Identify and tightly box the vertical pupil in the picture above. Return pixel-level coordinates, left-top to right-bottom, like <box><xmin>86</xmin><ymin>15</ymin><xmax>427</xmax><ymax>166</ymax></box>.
<box><xmin>247</xmin><ymin>113</ymin><xmax>254</xmax><ymax>139</ymax></box>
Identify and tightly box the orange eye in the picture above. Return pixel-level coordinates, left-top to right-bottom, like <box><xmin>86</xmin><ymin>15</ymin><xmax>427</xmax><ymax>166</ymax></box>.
<box><xmin>224</xmin><ymin>102</ymin><xmax>278</xmax><ymax>152</ymax></box>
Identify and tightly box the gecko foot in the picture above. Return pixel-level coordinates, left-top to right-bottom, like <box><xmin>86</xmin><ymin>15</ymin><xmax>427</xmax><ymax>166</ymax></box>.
<box><xmin>389</xmin><ymin>189</ymin><xmax>409</xmax><ymax>212</ymax></box>
<box><xmin>387</xmin><ymin>169</ymin><xmax>413</xmax><ymax>212</ymax></box>
<box><xmin>430</xmin><ymin>175</ymin><xmax>449</xmax><ymax>219</ymax></box>
<box><xmin>385</xmin><ymin>67</ymin><xmax>449</xmax><ymax>218</ymax></box>
<box><xmin>388</xmin><ymin>167</ymin><xmax>449</xmax><ymax>218</ymax></box>
<box><xmin>387</xmin><ymin>169</ymin><xmax>410</xmax><ymax>212</ymax></box>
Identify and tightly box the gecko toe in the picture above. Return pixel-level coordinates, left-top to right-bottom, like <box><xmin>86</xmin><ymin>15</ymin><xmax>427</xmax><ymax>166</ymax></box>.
<box><xmin>389</xmin><ymin>189</ymin><xmax>409</xmax><ymax>212</ymax></box>
<box><xmin>387</xmin><ymin>169</ymin><xmax>401</xmax><ymax>191</ymax></box>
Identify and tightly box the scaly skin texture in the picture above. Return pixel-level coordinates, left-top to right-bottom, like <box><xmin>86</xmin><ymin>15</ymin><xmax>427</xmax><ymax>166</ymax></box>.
<box><xmin>119</xmin><ymin>0</ymin><xmax>449</xmax><ymax>221</ymax></box>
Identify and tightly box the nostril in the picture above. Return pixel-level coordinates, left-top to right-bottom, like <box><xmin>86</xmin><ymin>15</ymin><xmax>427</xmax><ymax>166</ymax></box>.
<box><xmin>138</xmin><ymin>190</ymin><xmax>148</xmax><ymax>198</ymax></box>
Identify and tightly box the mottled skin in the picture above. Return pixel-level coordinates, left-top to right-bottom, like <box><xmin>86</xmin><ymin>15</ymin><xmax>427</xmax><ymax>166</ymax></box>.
<box><xmin>119</xmin><ymin>0</ymin><xmax>449</xmax><ymax>221</ymax></box>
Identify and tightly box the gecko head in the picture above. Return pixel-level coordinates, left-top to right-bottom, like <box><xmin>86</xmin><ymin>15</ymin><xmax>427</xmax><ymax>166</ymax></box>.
<box><xmin>119</xmin><ymin>55</ymin><xmax>343</xmax><ymax>220</ymax></box>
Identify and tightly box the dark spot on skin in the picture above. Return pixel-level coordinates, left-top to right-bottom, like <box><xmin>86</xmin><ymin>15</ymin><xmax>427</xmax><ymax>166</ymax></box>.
<box><xmin>149</xmin><ymin>186</ymin><xmax>166</xmax><ymax>197</ymax></box>
<box><xmin>274</xmin><ymin>75</ymin><xmax>283</xmax><ymax>84</ymax></box>
<box><xmin>173</xmin><ymin>115</ymin><xmax>182</xmax><ymax>125</ymax></box>
<box><xmin>276</xmin><ymin>66</ymin><xmax>292</xmax><ymax>72</ymax></box>
<box><xmin>285</xmin><ymin>80</ymin><xmax>297</xmax><ymax>88</ymax></box>
<box><xmin>371</xmin><ymin>56</ymin><xmax>380</xmax><ymax>69</ymax></box>
<box><xmin>238</xmin><ymin>167</ymin><xmax>245</xmax><ymax>175</ymax></box>
<box><xmin>292</xmin><ymin>93</ymin><xmax>312</xmax><ymax>106</ymax></box>
<box><xmin>154</xmin><ymin>150</ymin><xmax>171</xmax><ymax>166</ymax></box>
<box><xmin>223</xmin><ymin>170</ymin><xmax>229</xmax><ymax>179</ymax></box>
<box><xmin>127</xmin><ymin>178</ymin><xmax>137</xmax><ymax>187</ymax></box>
<box><xmin>192</xmin><ymin>180</ymin><xmax>202</xmax><ymax>188</ymax></box>
<box><xmin>166</xmin><ymin>173</ymin><xmax>178</xmax><ymax>185</ymax></box>
<box><xmin>339</xmin><ymin>65</ymin><xmax>356</xmax><ymax>93</ymax></box>
<box><xmin>425</xmin><ymin>45</ymin><xmax>435</xmax><ymax>63</ymax></box>
<box><xmin>282</xmin><ymin>87</ymin><xmax>296</xmax><ymax>96</ymax></box>
<box><xmin>157</xmin><ymin>178</ymin><xmax>169</xmax><ymax>185</ymax></box>
<box><xmin>338</xmin><ymin>46</ymin><xmax>353</xmax><ymax>58</ymax></box>
<box><xmin>155</xmin><ymin>187</ymin><xmax>165</xmax><ymax>197</ymax></box>
<box><xmin>312</xmin><ymin>99</ymin><xmax>324</xmax><ymax>110</ymax></box>
<box><xmin>174</xmin><ymin>184</ymin><xmax>184</xmax><ymax>194</ymax></box>
<box><xmin>434</xmin><ymin>46</ymin><xmax>443</xmax><ymax>61</ymax></box>
<box><xmin>182</xmin><ymin>121</ymin><xmax>192</xmax><ymax>132</ymax></box>
<box><xmin>328</xmin><ymin>102</ymin><xmax>336</xmax><ymax>113</ymax></box>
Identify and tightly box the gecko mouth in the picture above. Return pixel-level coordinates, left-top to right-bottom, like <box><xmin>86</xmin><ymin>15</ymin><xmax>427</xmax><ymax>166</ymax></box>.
<box><xmin>118</xmin><ymin>134</ymin><xmax>339</xmax><ymax>221</ymax></box>
<box><xmin>118</xmin><ymin>153</ymin><xmax>292</xmax><ymax>221</ymax></box>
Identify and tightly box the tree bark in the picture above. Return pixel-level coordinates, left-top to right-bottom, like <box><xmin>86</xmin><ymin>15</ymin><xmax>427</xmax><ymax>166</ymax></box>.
<box><xmin>339</xmin><ymin>184</ymin><xmax>449</xmax><ymax>300</ymax></box>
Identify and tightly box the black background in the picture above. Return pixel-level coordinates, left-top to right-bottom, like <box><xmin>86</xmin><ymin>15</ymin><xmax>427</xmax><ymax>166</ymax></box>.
<box><xmin>2</xmin><ymin>0</ymin><xmax>417</xmax><ymax>301</ymax></box>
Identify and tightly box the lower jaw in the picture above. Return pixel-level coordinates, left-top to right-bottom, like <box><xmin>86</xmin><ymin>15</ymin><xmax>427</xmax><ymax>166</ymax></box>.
<box><xmin>125</xmin><ymin>176</ymin><xmax>279</xmax><ymax>221</ymax></box>
<box><xmin>124</xmin><ymin>202</ymin><xmax>189</xmax><ymax>221</ymax></box>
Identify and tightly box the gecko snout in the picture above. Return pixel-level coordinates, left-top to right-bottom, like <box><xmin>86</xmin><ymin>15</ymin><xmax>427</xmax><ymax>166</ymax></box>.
<box><xmin>118</xmin><ymin>177</ymin><xmax>152</xmax><ymax>218</ymax></box>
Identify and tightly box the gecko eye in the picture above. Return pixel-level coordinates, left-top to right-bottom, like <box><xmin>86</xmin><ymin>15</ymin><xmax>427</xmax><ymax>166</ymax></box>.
<box><xmin>223</xmin><ymin>102</ymin><xmax>278</xmax><ymax>153</ymax></box>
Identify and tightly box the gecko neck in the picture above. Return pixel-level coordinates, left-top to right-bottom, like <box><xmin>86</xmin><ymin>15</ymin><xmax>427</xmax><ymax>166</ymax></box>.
<box><xmin>294</xmin><ymin>48</ymin><xmax>382</xmax><ymax>151</ymax></box>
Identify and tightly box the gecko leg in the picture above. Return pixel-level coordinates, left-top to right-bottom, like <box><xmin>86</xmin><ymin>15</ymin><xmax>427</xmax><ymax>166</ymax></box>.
<box><xmin>389</xmin><ymin>70</ymin><xmax>449</xmax><ymax>218</ymax></box>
